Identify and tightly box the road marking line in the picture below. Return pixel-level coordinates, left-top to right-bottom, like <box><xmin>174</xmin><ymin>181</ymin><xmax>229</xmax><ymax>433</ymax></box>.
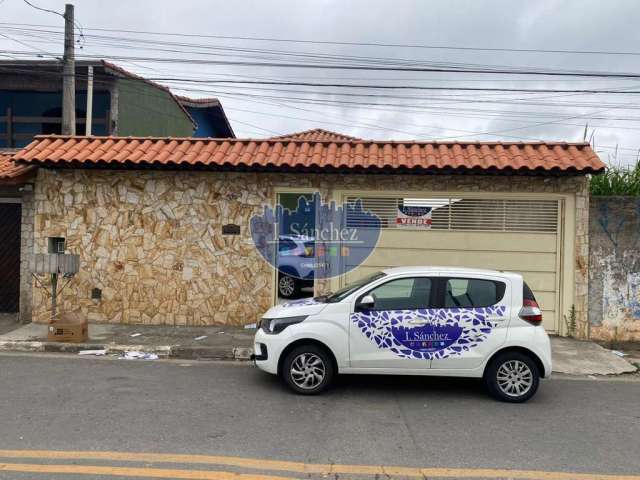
<box><xmin>0</xmin><ymin>463</ymin><xmax>295</xmax><ymax>480</ymax></box>
<box><xmin>0</xmin><ymin>451</ymin><xmax>638</xmax><ymax>480</ymax></box>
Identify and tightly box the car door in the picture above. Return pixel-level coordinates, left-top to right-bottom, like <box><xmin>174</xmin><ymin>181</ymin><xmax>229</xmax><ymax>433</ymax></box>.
<box><xmin>429</xmin><ymin>275</ymin><xmax>510</xmax><ymax>372</ymax></box>
<box><xmin>349</xmin><ymin>275</ymin><xmax>437</xmax><ymax>370</ymax></box>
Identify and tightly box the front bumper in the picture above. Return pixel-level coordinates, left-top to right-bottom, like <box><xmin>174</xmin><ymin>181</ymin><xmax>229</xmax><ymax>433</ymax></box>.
<box><xmin>252</xmin><ymin>328</ymin><xmax>285</xmax><ymax>375</ymax></box>
<box><xmin>250</xmin><ymin>342</ymin><xmax>268</xmax><ymax>362</ymax></box>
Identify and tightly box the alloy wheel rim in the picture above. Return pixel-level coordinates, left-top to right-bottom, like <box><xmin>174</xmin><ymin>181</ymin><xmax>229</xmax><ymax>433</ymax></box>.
<box><xmin>496</xmin><ymin>360</ymin><xmax>533</xmax><ymax>397</ymax></box>
<box><xmin>290</xmin><ymin>353</ymin><xmax>325</xmax><ymax>389</ymax></box>
<box><xmin>279</xmin><ymin>276</ymin><xmax>295</xmax><ymax>297</ymax></box>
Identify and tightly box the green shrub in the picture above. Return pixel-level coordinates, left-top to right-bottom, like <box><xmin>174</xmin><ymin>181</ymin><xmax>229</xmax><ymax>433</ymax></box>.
<box><xmin>590</xmin><ymin>161</ymin><xmax>640</xmax><ymax>196</ymax></box>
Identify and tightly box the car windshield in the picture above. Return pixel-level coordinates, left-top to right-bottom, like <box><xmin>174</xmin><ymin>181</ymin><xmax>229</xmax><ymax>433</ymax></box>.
<box><xmin>320</xmin><ymin>271</ymin><xmax>386</xmax><ymax>303</ymax></box>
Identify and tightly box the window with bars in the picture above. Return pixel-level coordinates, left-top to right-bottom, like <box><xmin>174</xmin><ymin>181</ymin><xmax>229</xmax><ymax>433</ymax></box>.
<box><xmin>345</xmin><ymin>196</ymin><xmax>558</xmax><ymax>233</ymax></box>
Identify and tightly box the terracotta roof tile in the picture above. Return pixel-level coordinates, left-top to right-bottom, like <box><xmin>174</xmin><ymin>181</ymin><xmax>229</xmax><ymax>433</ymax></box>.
<box><xmin>0</xmin><ymin>150</ymin><xmax>36</xmax><ymax>183</ymax></box>
<box><xmin>271</xmin><ymin>128</ymin><xmax>362</xmax><ymax>142</ymax></box>
<box><xmin>12</xmin><ymin>135</ymin><xmax>606</xmax><ymax>174</ymax></box>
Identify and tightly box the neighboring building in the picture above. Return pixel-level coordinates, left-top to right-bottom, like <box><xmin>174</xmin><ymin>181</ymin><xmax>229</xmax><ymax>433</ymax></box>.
<box><xmin>5</xmin><ymin>129</ymin><xmax>604</xmax><ymax>336</ymax></box>
<box><xmin>0</xmin><ymin>60</ymin><xmax>234</xmax><ymax>148</ymax></box>
<box><xmin>0</xmin><ymin>150</ymin><xmax>35</xmax><ymax>323</ymax></box>
<box><xmin>177</xmin><ymin>96</ymin><xmax>235</xmax><ymax>138</ymax></box>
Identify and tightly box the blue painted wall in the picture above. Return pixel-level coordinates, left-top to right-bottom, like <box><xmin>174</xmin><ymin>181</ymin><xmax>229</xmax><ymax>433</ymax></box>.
<box><xmin>185</xmin><ymin>106</ymin><xmax>233</xmax><ymax>138</ymax></box>
<box><xmin>188</xmin><ymin>107</ymin><xmax>216</xmax><ymax>137</ymax></box>
<box><xmin>0</xmin><ymin>90</ymin><xmax>110</xmax><ymax>147</ymax></box>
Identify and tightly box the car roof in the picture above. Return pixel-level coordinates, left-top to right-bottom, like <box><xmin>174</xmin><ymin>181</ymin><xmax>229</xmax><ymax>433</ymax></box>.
<box><xmin>381</xmin><ymin>266</ymin><xmax>520</xmax><ymax>278</ymax></box>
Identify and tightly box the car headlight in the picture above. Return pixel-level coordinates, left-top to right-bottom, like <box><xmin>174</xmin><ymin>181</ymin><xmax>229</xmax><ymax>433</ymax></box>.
<box><xmin>260</xmin><ymin>316</ymin><xmax>308</xmax><ymax>334</ymax></box>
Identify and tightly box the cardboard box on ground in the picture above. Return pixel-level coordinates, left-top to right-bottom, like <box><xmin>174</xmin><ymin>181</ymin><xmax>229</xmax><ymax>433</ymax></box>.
<box><xmin>47</xmin><ymin>311</ymin><xmax>88</xmax><ymax>343</ymax></box>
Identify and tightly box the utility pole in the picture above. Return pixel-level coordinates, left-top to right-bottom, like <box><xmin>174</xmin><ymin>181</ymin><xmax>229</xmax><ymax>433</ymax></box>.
<box><xmin>61</xmin><ymin>3</ymin><xmax>75</xmax><ymax>135</ymax></box>
<box><xmin>85</xmin><ymin>65</ymin><xmax>93</xmax><ymax>135</ymax></box>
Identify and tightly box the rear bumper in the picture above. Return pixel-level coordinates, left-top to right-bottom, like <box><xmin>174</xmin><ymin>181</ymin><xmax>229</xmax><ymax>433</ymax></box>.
<box><xmin>535</xmin><ymin>327</ymin><xmax>553</xmax><ymax>377</ymax></box>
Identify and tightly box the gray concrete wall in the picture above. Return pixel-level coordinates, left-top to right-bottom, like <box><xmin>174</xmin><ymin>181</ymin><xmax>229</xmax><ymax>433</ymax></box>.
<box><xmin>589</xmin><ymin>196</ymin><xmax>640</xmax><ymax>341</ymax></box>
<box><xmin>18</xmin><ymin>190</ymin><xmax>34</xmax><ymax>324</ymax></box>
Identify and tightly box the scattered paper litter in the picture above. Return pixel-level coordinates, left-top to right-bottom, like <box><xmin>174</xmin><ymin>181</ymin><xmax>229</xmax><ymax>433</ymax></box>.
<box><xmin>121</xmin><ymin>351</ymin><xmax>159</xmax><ymax>361</ymax></box>
<box><xmin>130</xmin><ymin>333</ymin><xmax>142</xmax><ymax>337</ymax></box>
<box><xmin>244</xmin><ymin>323</ymin><xmax>257</xmax><ymax>329</ymax></box>
<box><xmin>611</xmin><ymin>350</ymin><xmax>628</xmax><ymax>357</ymax></box>
<box><xmin>194</xmin><ymin>335</ymin><xmax>208</xmax><ymax>341</ymax></box>
<box><xmin>78</xmin><ymin>349</ymin><xmax>107</xmax><ymax>356</ymax></box>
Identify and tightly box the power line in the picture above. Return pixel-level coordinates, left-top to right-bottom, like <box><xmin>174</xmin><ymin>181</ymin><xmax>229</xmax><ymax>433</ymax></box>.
<box><xmin>18</xmin><ymin>3</ymin><xmax>85</xmax><ymax>47</ymax></box>
<box><xmin>192</xmin><ymin>88</ymin><xmax>640</xmax><ymax>152</ymax></box>
<box><xmin>0</xmin><ymin>32</ymin><xmax>52</xmax><ymax>57</ymax></box>
<box><xmin>121</xmin><ymin>77</ymin><xmax>640</xmax><ymax>94</ymax></box>
<box><xmin>20</xmin><ymin>1</ymin><xmax>63</xmax><ymax>19</ymax></box>
<box><xmin>8</xmin><ymin>64</ymin><xmax>640</xmax><ymax>109</ymax></box>
<box><xmin>227</xmin><ymin>118</ymin><xmax>282</xmax><ymax>136</ymax></box>
<box><xmin>6</xmin><ymin>43</ymin><xmax>640</xmax><ymax>78</ymax></box>
<box><xmin>5</xmin><ymin>22</ymin><xmax>640</xmax><ymax>57</ymax></box>
<box><xmin>19</xmin><ymin>64</ymin><xmax>640</xmax><ymax>120</ymax></box>
<box><xmin>6</xmin><ymin>26</ymin><xmax>627</xmax><ymax>78</ymax></box>
<box><xmin>8</xmin><ymin>28</ymin><xmax>640</xmax><ymax>83</ymax></box>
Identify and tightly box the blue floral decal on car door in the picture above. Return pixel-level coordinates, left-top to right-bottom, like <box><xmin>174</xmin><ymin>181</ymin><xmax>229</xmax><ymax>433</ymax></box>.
<box><xmin>351</xmin><ymin>306</ymin><xmax>505</xmax><ymax>360</ymax></box>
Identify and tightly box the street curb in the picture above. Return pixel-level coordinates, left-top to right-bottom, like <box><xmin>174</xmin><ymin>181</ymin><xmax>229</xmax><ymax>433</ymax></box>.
<box><xmin>0</xmin><ymin>340</ymin><xmax>253</xmax><ymax>361</ymax></box>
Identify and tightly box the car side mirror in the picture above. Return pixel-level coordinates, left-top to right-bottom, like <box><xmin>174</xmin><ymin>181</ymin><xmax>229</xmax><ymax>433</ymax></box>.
<box><xmin>357</xmin><ymin>294</ymin><xmax>375</xmax><ymax>310</ymax></box>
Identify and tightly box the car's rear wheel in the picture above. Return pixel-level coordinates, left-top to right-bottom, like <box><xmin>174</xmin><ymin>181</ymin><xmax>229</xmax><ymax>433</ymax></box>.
<box><xmin>282</xmin><ymin>345</ymin><xmax>334</xmax><ymax>395</ymax></box>
<box><xmin>278</xmin><ymin>274</ymin><xmax>300</xmax><ymax>298</ymax></box>
<box><xmin>484</xmin><ymin>351</ymin><xmax>540</xmax><ymax>403</ymax></box>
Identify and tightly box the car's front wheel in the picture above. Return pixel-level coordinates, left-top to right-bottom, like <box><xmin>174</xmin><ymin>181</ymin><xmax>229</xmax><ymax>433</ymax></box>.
<box><xmin>282</xmin><ymin>345</ymin><xmax>334</xmax><ymax>395</ymax></box>
<box><xmin>484</xmin><ymin>351</ymin><xmax>540</xmax><ymax>403</ymax></box>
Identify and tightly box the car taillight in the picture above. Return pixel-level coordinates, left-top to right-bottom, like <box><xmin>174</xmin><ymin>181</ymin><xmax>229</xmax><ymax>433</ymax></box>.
<box><xmin>519</xmin><ymin>298</ymin><xmax>542</xmax><ymax>325</ymax></box>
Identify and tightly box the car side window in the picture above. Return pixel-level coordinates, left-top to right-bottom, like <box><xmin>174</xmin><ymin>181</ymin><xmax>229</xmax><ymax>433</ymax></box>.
<box><xmin>444</xmin><ymin>278</ymin><xmax>506</xmax><ymax>308</ymax></box>
<box><xmin>278</xmin><ymin>239</ymin><xmax>297</xmax><ymax>253</ymax></box>
<box><xmin>365</xmin><ymin>277</ymin><xmax>433</xmax><ymax>311</ymax></box>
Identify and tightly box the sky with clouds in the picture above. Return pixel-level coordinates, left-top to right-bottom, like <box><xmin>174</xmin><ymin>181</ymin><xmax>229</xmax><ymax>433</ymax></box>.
<box><xmin>2</xmin><ymin>0</ymin><xmax>640</xmax><ymax>165</ymax></box>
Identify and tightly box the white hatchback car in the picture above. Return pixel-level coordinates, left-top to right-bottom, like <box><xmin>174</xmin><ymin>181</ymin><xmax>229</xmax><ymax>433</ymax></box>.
<box><xmin>253</xmin><ymin>266</ymin><xmax>552</xmax><ymax>402</ymax></box>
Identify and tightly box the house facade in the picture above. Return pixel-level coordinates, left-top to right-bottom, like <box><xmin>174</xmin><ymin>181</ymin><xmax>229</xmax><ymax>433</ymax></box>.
<box><xmin>5</xmin><ymin>129</ymin><xmax>604</xmax><ymax>336</ymax></box>
<box><xmin>0</xmin><ymin>60</ymin><xmax>234</xmax><ymax>325</ymax></box>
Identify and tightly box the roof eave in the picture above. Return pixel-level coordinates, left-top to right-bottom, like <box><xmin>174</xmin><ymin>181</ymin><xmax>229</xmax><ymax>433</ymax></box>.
<box><xmin>19</xmin><ymin>159</ymin><xmax>600</xmax><ymax>176</ymax></box>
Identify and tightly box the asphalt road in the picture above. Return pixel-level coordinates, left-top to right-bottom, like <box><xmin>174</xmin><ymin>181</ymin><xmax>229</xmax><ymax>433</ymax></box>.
<box><xmin>0</xmin><ymin>353</ymin><xmax>639</xmax><ymax>479</ymax></box>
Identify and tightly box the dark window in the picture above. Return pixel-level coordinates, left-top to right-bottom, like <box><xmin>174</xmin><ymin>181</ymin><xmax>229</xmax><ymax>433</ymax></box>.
<box><xmin>444</xmin><ymin>278</ymin><xmax>505</xmax><ymax>308</ymax></box>
<box><xmin>523</xmin><ymin>282</ymin><xmax>537</xmax><ymax>302</ymax></box>
<box><xmin>48</xmin><ymin>237</ymin><xmax>65</xmax><ymax>254</ymax></box>
<box><xmin>365</xmin><ymin>277</ymin><xmax>433</xmax><ymax>311</ymax></box>
<box><xmin>41</xmin><ymin>107</ymin><xmax>86</xmax><ymax>136</ymax></box>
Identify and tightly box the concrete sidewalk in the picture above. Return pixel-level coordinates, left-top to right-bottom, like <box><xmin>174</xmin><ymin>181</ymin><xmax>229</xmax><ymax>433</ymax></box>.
<box><xmin>0</xmin><ymin>321</ymin><xmax>637</xmax><ymax>374</ymax></box>
<box><xmin>551</xmin><ymin>336</ymin><xmax>637</xmax><ymax>375</ymax></box>
<box><xmin>0</xmin><ymin>322</ymin><xmax>255</xmax><ymax>360</ymax></box>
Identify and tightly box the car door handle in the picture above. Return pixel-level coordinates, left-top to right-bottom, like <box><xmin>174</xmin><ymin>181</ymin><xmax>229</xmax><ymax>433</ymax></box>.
<box><xmin>487</xmin><ymin>316</ymin><xmax>506</xmax><ymax>322</ymax></box>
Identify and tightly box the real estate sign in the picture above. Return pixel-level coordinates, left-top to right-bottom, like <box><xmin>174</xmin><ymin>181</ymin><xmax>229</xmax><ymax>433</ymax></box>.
<box><xmin>396</xmin><ymin>205</ymin><xmax>432</xmax><ymax>229</ymax></box>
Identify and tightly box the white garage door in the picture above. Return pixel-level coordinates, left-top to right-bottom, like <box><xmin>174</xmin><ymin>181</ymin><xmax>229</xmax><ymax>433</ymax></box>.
<box><xmin>342</xmin><ymin>195</ymin><xmax>561</xmax><ymax>332</ymax></box>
